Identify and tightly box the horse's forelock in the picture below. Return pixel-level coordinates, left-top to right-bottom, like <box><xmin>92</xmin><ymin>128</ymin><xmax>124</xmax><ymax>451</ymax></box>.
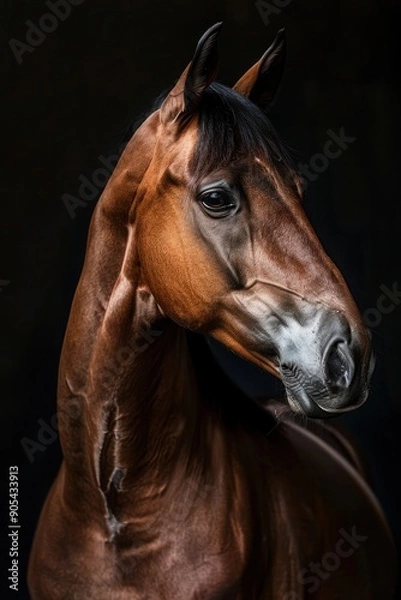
<box><xmin>189</xmin><ymin>83</ymin><xmax>294</xmax><ymax>179</ymax></box>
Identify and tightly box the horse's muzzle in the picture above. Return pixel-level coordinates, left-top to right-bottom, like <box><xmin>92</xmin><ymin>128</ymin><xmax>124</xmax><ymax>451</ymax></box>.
<box><xmin>277</xmin><ymin>311</ymin><xmax>373</xmax><ymax>418</ymax></box>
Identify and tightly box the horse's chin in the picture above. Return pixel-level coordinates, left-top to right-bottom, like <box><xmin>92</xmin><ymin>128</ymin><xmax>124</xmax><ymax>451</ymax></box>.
<box><xmin>284</xmin><ymin>387</ymin><xmax>369</xmax><ymax>419</ymax></box>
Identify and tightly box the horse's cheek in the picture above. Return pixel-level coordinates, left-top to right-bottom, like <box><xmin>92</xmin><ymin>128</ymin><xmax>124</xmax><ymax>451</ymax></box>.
<box><xmin>139</xmin><ymin>223</ymin><xmax>222</xmax><ymax>329</ymax></box>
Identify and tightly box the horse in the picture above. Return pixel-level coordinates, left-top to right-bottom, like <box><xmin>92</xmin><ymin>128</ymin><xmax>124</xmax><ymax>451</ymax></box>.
<box><xmin>28</xmin><ymin>24</ymin><xmax>397</xmax><ymax>599</ymax></box>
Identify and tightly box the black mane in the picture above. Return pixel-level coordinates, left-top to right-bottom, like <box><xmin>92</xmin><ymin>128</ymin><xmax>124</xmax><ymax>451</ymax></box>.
<box><xmin>191</xmin><ymin>83</ymin><xmax>294</xmax><ymax>177</ymax></box>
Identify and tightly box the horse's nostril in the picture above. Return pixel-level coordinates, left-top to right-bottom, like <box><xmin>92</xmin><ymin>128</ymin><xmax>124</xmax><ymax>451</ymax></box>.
<box><xmin>324</xmin><ymin>339</ymin><xmax>354</xmax><ymax>393</ymax></box>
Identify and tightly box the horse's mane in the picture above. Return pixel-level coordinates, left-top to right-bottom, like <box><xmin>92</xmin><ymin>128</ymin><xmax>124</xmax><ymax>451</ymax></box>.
<box><xmin>191</xmin><ymin>83</ymin><xmax>295</xmax><ymax>177</ymax></box>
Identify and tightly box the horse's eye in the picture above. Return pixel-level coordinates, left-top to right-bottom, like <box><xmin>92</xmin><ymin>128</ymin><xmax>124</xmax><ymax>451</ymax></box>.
<box><xmin>198</xmin><ymin>189</ymin><xmax>238</xmax><ymax>218</ymax></box>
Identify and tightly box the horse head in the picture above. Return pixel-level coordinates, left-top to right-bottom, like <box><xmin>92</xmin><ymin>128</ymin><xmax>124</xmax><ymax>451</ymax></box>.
<box><xmin>118</xmin><ymin>23</ymin><xmax>373</xmax><ymax>418</ymax></box>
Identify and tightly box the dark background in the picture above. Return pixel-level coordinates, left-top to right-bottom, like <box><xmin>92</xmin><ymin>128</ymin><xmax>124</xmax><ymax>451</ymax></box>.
<box><xmin>1</xmin><ymin>0</ymin><xmax>400</xmax><ymax>598</ymax></box>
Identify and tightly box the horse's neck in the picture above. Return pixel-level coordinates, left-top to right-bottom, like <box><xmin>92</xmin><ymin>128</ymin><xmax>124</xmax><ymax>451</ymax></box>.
<box><xmin>58</xmin><ymin>226</ymin><xmax>202</xmax><ymax>491</ymax></box>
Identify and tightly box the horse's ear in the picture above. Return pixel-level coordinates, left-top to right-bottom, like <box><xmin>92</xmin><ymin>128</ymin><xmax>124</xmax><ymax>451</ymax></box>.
<box><xmin>233</xmin><ymin>28</ymin><xmax>286</xmax><ymax>111</ymax></box>
<box><xmin>160</xmin><ymin>22</ymin><xmax>222</xmax><ymax>124</ymax></box>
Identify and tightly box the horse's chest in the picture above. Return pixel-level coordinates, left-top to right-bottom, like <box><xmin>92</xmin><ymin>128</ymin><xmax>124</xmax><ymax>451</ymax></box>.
<box><xmin>135</xmin><ymin>529</ymin><xmax>244</xmax><ymax>598</ymax></box>
<box><xmin>115</xmin><ymin>472</ymin><xmax>251</xmax><ymax>598</ymax></box>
